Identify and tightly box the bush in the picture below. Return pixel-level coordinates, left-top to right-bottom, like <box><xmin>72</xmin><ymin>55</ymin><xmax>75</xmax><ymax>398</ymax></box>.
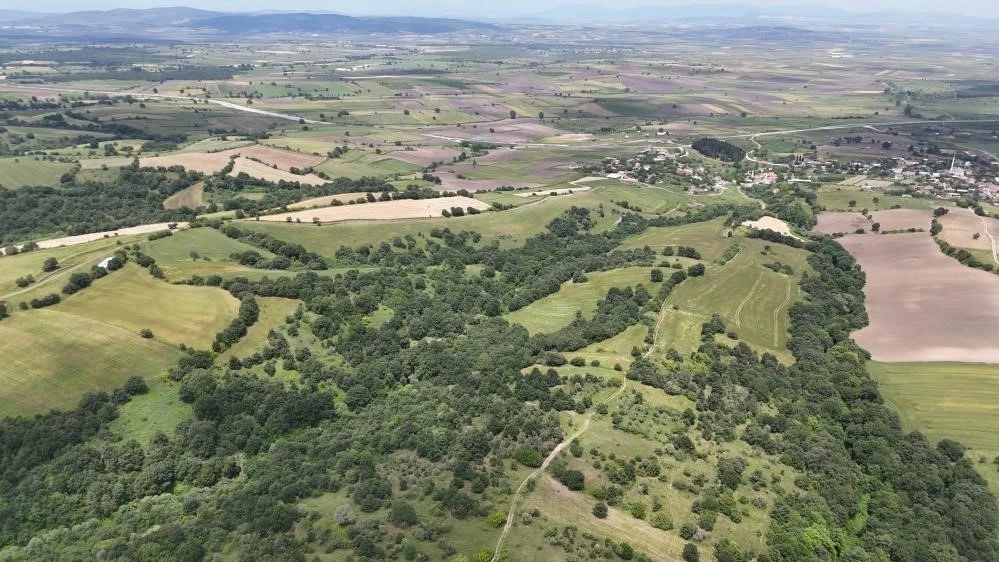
<box><xmin>333</xmin><ymin>505</ymin><xmax>356</xmax><ymax>526</ymax></box>
<box><xmin>569</xmin><ymin>356</ymin><xmax>586</xmax><ymax>367</ymax></box>
<box><xmin>592</xmin><ymin>502</ymin><xmax>608</xmax><ymax>519</ymax></box>
<box><xmin>687</xmin><ymin>263</ymin><xmax>706</xmax><ymax>277</ymax></box>
<box><xmin>139</xmin><ymin>329</ymin><xmax>154</xmax><ymax>339</ymax></box>
<box><xmin>679</xmin><ymin>522</ymin><xmax>697</xmax><ymax>539</ymax></box>
<box><xmin>124</xmin><ymin>376</ymin><xmax>149</xmax><ymax>395</ymax></box>
<box><xmin>515</xmin><ymin>448</ymin><xmax>543</xmax><ymax>468</ymax></box>
<box><xmin>682</xmin><ymin>543</ymin><xmax>700</xmax><ymax>562</ymax></box>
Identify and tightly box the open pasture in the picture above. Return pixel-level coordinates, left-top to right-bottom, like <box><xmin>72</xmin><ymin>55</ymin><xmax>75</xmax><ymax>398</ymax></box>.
<box><xmin>654</xmin><ymin>238</ymin><xmax>808</xmax><ymax>359</ymax></box>
<box><xmin>870</xmin><ymin>361</ymin><xmax>999</xmax><ymax>493</ymax></box>
<box><xmin>504</xmin><ymin>267</ymin><xmax>661</xmax><ymax>335</ymax></box>
<box><xmin>239</xmin><ymin>190</ymin><xmax>622</xmax><ymax>253</ymax></box>
<box><xmin>817</xmin><ymin>185</ymin><xmax>943</xmax><ymax>212</ymax></box>
<box><xmin>0</xmin><ymin>157</ymin><xmax>75</xmax><ymax>188</ymax></box>
<box><xmin>840</xmin><ymin>232</ymin><xmax>999</xmax><ymax>362</ymax></box>
<box><xmin>0</xmin><ymin>309</ymin><xmax>182</xmax><ymax>417</ymax></box>
<box><xmin>618</xmin><ymin>217</ymin><xmax>733</xmax><ymax>261</ymax></box>
<box><xmin>55</xmin><ymin>264</ymin><xmax>239</xmax><ymax>347</ymax></box>
<box><xmin>257</xmin><ymin>196</ymin><xmax>490</xmax><ymax>223</ymax></box>
<box><xmin>143</xmin><ymin>227</ymin><xmax>275</xmax><ymax>279</ymax></box>
<box><xmin>229</xmin><ymin>157</ymin><xmax>327</xmax><ymax>185</ymax></box>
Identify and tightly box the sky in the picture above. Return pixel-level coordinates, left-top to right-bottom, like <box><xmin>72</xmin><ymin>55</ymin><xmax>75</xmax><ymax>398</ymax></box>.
<box><xmin>15</xmin><ymin>0</ymin><xmax>999</xmax><ymax>19</ymax></box>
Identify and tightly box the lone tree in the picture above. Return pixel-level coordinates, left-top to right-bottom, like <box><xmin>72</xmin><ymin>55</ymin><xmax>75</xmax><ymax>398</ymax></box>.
<box><xmin>651</xmin><ymin>268</ymin><xmax>664</xmax><ymax>283</ymax></box>
<box><xmin>682</xmin><ymin>543</ymin><xmax>700</xmax><ymax>562</ymax></box>
<box><xmin>42</xmin><ymin>257</ymin><xmax>59</xmax><ymax>272</ymax></box>
<box><xmin>509</xmin><ymin>110</ymin><xmax>517</xmax><ymax>119</ymax></box>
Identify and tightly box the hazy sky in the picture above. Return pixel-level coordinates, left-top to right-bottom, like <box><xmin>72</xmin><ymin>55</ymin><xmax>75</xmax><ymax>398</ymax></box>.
<box><xmin>18</xmin><ymin>0</ymin><xmax>999</xmax><ymax>18</ymax></box>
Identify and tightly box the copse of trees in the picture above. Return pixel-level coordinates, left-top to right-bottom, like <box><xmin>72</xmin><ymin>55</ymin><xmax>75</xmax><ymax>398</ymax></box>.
<box><xmin>692</xmin><ymin>137</ymin><xmax>746</xmax><ymax>162</ymax></box>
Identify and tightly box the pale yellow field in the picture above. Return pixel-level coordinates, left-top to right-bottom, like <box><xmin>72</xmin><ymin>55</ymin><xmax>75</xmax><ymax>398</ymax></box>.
<box><xmin>258</xmin><ymin>196</ymin><xmax>490</xmax><ymax>223</ymax></box>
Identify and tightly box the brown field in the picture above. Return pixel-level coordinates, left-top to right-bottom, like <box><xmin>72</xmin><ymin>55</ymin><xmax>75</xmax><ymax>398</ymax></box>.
<box><xmin>229</xmin><ymin>158</ymin><xmax>327</xmax><ymax>185</ymax></box>
<box><xmin>142</xmin><ymin>144</ymin><xmax>324</xmax><ymax>177</ymax></box>
<box><xmin>6</xmin><ymin>222</ymin><xmax>187</xmax><ymax>253</ymax></box>
<box><xmin>288</xmin><ymin>193</ymin><xmax>373</xmax><ymax>209</ymax></box>
<box><xmin>437</xmin><ymin>176</ymin><xmax>542</xmax><ymax>192</ymax></box>
<box><xmin>385</xmin><ymin>147</ymin><xmax>460</xmax><ymax>166</ymax></box>
<box><xmin>870</xmin><ymin>209</ymin><xmax>931</xmax><ymax>232</ymax></box>
<box><xmin>162</xmin><ymin>182</ymin><xmax>205</xmax><ymax>209</ymax></box>
<box><xmin>257</xmin><ymin>196</ymin><xmax>490</xmax><ymax>223</ymax></box>
<box><xmin>939</xmin><ymin>207</ymin><xmax>999</xmax><ymax>257</ymax></box>
<box><xmin>813</xmin><ymin>209</ymin><xmax>930</xmax><ymax>235</ymax></box>
<box><xmin>840</xmin><ymin>232</ymin><xmax>999</xmax><ymax>362</ymax></box>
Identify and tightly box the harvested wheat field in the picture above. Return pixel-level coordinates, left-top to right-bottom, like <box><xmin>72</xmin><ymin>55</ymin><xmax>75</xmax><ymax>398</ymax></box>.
<box><xmin>742</xmin><ymin>216</ymin><xmax>797</xmax><ymax>237</ymax></box>
<box><xmin>163</xmin><ymin>182</ymin><xmax>205</xmax><ymax>209</ymax></box>
<box><xmin>9</xmin><ymin>222</ymin><xmax>188</xmax><ymax>252</ymax></box>
<box><xmin>288</xmin><ymin>193</ymin><xmax>372</xmax><ymax>209</ymax></box>
<box><xmin>142</xmin><ymin>145</ymin><xmax>324</xmax><ymax>176</ymax></box>
<box><xmin>939</xmin><ymin>207</ymin><xmax>999</xmax><ymax>256</ymax></box>
<box><xmin>840</xmin><ymin>232</ymin><xmax>999</xmax><ymax>362</ymax></box>
<box><xmin>258</xmin><ymin>196</ymin><xmax>490</xmax><ymax>223</ymax></box>
<box><xmin>515</xmin><ymin>186</ymin><xmax>591</xmax><ymax>197</ymax></box>
<box><xmin>229</xmin><ymin>158</ymin><xmax>327</xmax><ymax>185</ymax></box>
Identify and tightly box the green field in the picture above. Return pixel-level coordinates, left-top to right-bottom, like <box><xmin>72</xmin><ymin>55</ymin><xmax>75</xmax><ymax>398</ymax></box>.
<box><xmin>219</xmin><ymin>296</ymin><xmax>300</xmax><ymax>362</ymax></box>
<box><xmin>0</xmin><ymin>157</ymin><xmax>76</xmax><ymax>188</ymax></box>
<box><xmin>143</xmin><ymin>227</ymin><xmax>275</xmax><ymax>279</ymax></box>
<box><xmin>55</xmin><ymin>264</ymin><xmax>239</xmax><ymax>347</ymax></box>
<box><xmin>505</xmin><ymin>267</ymin><xmax>661</xmax><ymax>334</ymax></box>
<box><xmin>618</xmin><ymin>217</ymin><xmax>734</xmax><ymax>260</ymax></box>
<box><xmin>238</xmin><ymin>191</ymin><xmax>622</xmax><ymax>254</ymax></box>
<box><xmin>107</xmin><ymin>379</ymin><xmax>192</xmax><ymax>445</ymax></box>
<box><xmin>0</xmin><ymin>237</ymin><xmax>131</xmax><ymax>298</ymax></box>
<box><xmin>0</xmin><ymin>309</ymin><xmax>183</xmax><ymax>417</ymax></box>
<box><xmin>634</xmin><ymin>230</ymin><xmax>810</xmax><ymax>360</ymax></box>
<box><xmin>817</xmin><ymin>185</ymin><xmax>945</xmax><ymax>212</ymax></box>
<box><xmin>870</xmin><ymin>361</ymin><xmax>999</xmax><ymax>493</ymax></box>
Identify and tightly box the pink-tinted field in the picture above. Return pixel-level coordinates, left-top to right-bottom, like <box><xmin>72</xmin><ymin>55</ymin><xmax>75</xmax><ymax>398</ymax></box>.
<box><xmin>840</xmin><ymin>232</ymin><xmax>999</xmax><ymax>362</ymax></box>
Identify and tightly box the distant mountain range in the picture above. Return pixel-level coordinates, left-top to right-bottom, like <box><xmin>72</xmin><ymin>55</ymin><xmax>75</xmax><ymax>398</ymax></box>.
<box><xmin>0</xmin><ymin>7</ymin><xmax>496</xmax><ymax>36</ymax></box>
<box><xmin>523</xmin><ymin>3</ymin><xmax>998</xmax><ymax>25</ymax></box>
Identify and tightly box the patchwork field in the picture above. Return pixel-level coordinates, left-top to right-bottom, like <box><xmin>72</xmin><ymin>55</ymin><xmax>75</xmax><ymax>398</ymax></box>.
<box><xmin>840</xmin><ymin>232</ymin><xmax>999</xmax><ymax>362</ymax></box>
<box><xmin>55</xmin><ymin>264</ymin><xmax>240</xmax><ymax>347</ymax></box>
<box><xmin>257</xmin><ymin>196</ymin><xmax>490</xmax><ymax>223</ymax></box>
<box><xmin>0</xmin><ymin>309</ymin><xmax>183</xmax><ymax>417</ymax></box>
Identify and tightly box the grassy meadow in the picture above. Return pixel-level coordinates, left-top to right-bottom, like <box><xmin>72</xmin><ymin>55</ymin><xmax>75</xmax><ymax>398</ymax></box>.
<box><xmin>870</xmin><ymin>361</ymin><xmax>999</xmax><ymax>494</ymax></box>
<box><xmin>0</xmin><ymin>309</ymin><xmax>183</xmax><ymax>417</ymax></box>
<box><xmin>54</xmin><ymin>264</ymin><xmax>239</xmax><ymax>347</ymax></box>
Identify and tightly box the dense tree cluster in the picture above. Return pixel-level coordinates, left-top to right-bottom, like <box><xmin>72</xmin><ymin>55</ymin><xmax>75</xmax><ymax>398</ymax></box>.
<box><xmin>691</xmin><ymin>138</ymin><xmax>746</xmax><ymax>162</ymax></box>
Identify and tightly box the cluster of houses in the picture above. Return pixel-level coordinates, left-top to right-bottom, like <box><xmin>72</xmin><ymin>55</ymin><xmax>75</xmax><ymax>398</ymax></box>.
<box><xmin>889</xmin><ymin>153</ymin><xmax>999</xmax><ymax>203</ymax></box>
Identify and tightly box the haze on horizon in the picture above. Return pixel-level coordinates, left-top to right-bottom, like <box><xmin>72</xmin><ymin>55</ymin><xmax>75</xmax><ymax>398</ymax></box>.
<box><xmin>13</xmin><ymin>0</ymin><xmax>999</xmax><ymax>19</ymax></box>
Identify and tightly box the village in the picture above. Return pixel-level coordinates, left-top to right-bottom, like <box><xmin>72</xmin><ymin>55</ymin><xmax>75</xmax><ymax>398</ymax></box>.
<box><xmin>594</xmin><ymin>140</ymin><xmax>999</xmax><ymax>206</ymax></box>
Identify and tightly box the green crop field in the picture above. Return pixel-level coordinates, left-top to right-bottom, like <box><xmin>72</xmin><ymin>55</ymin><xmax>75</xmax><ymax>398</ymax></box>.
<box><xmin>505</xmin><ymin>267</ymin><xmax>662</xmax><ymax>335</ymax></box>
<box><xmin>817</xmin><ymin>185</ymin><xmax>945</xmax><ymax>212</ymax></box>
<box><xmin>55</xmin><ymin>264</ymin><xmax>239</xmax><ymax>347</ymax></box>
<box><xmin>647</xmin><ymin>235</ymin><xmax>809</xmax><ymax>360</ymax></box>
<box><xmin>870</xmin><ymin>361</ymin><xmax>999</xmax><ymax>493</ymax></box>
<box><xmin>0</xmin><ymin>309</ymin><xmax>183</xmax><ymax>417</ymax></box>
<box><xmin>143</xmin><ymin>227</ymin><xmax>275</xmax><ymax>279</ymax></box>
<box><xmin>0</xmin><ymin>157</ymin><xmax>76</xmax><ymax>189</ymax></box>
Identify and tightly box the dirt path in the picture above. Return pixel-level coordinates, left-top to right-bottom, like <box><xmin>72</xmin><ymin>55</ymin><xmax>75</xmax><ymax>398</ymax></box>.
<box><xmin>490</xmin><ymin>283</ymin><xmax>677</xmax><ymax>561</ymax></box>
<box><xmin>0</xmin><ymin>262</ymin><xmax>87</xmax><ymax>300</ymax></box>
<box><xmin>734</xmin><ymin>274</ymin><xmax>764</xmax><ymax>329</ymax></box>
<box><xmin>745</xmin><ymin>135</ymin><xmax>789</xmax><ymax>169</ymax></box>
<box><xmin>724</xmin><ymin>118</ymin><xmax>999</xmax><ymax>139</ymax></box>
<box><xmin>774</xmin><ymin>282</ymin><xmax>793</xmax><ymax>347</ymax></box>
<box><xmin>984</xmin><ymin>216</ymin><xmax>999</xmax><ymax>265</ymax></box>
<box><xmin>490</xmin><ymin>377</ymin><xmax>627</xmax><ymax>562</ymax></box>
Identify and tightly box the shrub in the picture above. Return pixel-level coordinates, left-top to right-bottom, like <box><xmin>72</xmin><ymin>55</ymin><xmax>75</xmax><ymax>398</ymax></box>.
<box><xmin>139</xmin><ymin>329</ymin><xmax>154</xmax><ymax>339</ymax></box>
<box><xmin>592</xmin><ymin>502</ymin><xmax>608</xmax><ymax>519</ymax></box>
